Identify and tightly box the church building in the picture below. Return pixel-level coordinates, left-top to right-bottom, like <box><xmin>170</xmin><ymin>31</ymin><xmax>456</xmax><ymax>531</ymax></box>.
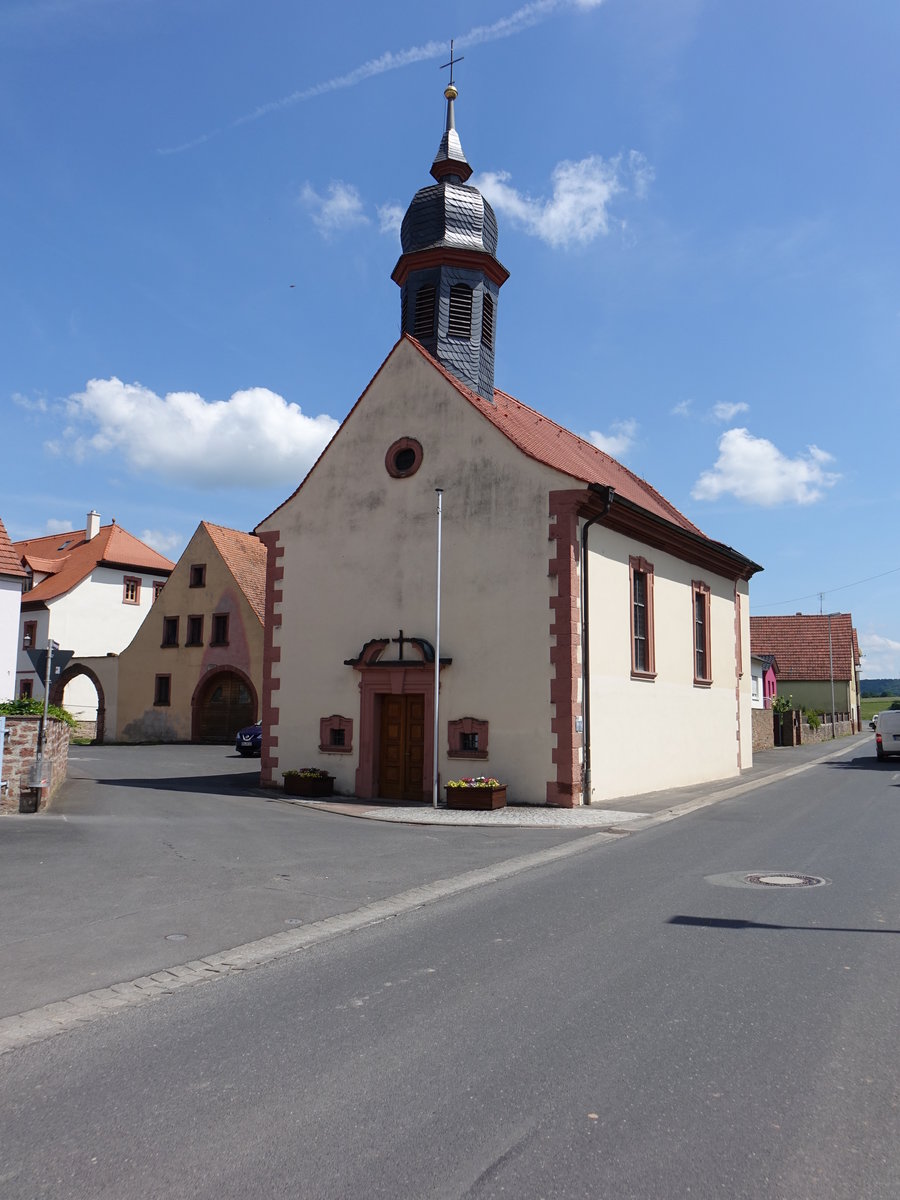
<box><xmin>255</xmin><ymin>79</ymin><xmax>762</xmax><ymax>806</ymax></box>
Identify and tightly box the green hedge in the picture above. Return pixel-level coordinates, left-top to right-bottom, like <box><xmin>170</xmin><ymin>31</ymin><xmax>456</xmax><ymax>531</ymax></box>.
<box><xmin>0</xmin><ymin>697</ymin><xmax>77</xmax><ymax>727</ymax></box>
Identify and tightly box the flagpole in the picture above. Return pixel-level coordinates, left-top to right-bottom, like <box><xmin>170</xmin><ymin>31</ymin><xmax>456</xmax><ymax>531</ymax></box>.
<box><xmin>432</xmin><ymin>488</ymin><xmax>443</xmax><ymax>807</ymax></box>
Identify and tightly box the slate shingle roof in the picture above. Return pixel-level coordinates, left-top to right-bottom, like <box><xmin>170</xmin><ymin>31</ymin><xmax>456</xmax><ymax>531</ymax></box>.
<box><xmin>202</xmin><ymin>523</ymin><xmax>267</xmax><ymax>625</ymax></box>
<box><xmin>750</xmin><ymin>614</ymin><xmax>859</xmax><ymax>683</ymax></box>
<box><xmin>0</xmin><ymin>517</ymin><xmax>26</xmax><ymax>579</ymax></box>
<box><xmin>14</xmin><ymin>523</ymin><xmax>174</xmax><ymax>605</ymax></box>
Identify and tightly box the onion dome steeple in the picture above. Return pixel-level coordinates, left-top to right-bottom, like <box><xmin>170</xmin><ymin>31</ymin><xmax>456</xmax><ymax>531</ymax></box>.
<box><xmin>392</xmin><ymin>58</ymin><xmax>509</xmax><ymax>401</ymax></box>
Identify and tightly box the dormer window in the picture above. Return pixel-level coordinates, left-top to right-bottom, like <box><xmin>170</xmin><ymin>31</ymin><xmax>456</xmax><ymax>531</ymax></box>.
<box><xmin>413</xmin><ymin>286</ymin><xmax>436</xmax><ymax>339</ymax></box>
<box><xmin>448</xmin><ymin>284</ymin><xmax>473</xmax><ymax>339</ymax></box>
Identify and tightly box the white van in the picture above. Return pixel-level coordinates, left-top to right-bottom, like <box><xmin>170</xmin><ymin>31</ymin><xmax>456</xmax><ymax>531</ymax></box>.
<box><xmin>875</xmin><ymin>709</ymin><xmax>900</xmax><ymax>760</ymax></box>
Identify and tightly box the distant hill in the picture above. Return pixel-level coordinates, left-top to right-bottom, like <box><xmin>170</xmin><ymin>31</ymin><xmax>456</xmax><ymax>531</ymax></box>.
<box><xmin>860</xmin><ymin>678</ymin><xmax>900</xmax><ymax>697</ymax></box>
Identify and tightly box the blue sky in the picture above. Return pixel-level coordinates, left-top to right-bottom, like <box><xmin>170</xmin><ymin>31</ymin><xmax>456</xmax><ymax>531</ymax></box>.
<box><xmin>2</xmin><ymin>0</ymin><xmax>898</xmax><ymax>676</ymax></box>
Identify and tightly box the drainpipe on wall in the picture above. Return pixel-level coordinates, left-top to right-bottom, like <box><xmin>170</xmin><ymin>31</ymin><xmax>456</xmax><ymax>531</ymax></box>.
<box><xmin>581</xmin><ymin>484</ymin><xmax>615</xmax><ymax>806</ymax></box>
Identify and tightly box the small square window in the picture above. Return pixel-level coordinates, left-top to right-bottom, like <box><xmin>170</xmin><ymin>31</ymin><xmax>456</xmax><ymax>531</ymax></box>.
<box><xmin>154</xmin><ymin>675</ymin><xmax>171</xmax><ymax>706</ymax></box>
<box><xmin>162</xmin><ymin>616</ymin><xmax>179</xmax><ymax>647</ymax></box>
<box><xmin>319</xmin><ymin>714</ymin><xmax>353</xmax><ymax>753</ymax></box>
<box><xmin>186</xmin><ymin>615</ymin><xmax>203</xmax><ymax>646</ymax></box>
<box><xmin>210</xmin><ymin>613</ymin><xmax>229</xmax><ymax>646</ymax></box>
<box><xmin>448</xmin><ymin>718</ymin><xmax>489</xmax><ymax>759</ymax></box>
<box><xmin>123</xmin><ymin>576</ymin><xmax>141</xmax><ymax>604</ymax></box>
<box><xmin>189</xmin><ymin>564</ymin><xmax>206</xmax><ymax>588</ymax></box>
<box><xmin>22</xmin><ymin>621</ymin><xmax>37</xmax><ymax>650</ymax></box>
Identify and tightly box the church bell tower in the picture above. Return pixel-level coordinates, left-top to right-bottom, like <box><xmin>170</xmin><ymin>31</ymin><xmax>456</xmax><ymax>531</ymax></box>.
<box><xmin>392</xmin><ymin>60</ymin><xmax>509</xmax><ymax>401</ymax></box>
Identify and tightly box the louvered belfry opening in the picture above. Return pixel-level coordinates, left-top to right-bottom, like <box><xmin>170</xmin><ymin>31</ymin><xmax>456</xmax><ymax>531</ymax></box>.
<box><xmin>448</xmin><ymin>284</ymin><xmax>473</xmax><ymax>339</ymax></box>
<box><xmin>481</xmin><ymin>292</ymin><xmax>494</xmax><ymax>347</ymax></box>
<box><xmin>413</xmin><ymin>285</ymin><xmax>436</xmax><ymax>339</ymax></box>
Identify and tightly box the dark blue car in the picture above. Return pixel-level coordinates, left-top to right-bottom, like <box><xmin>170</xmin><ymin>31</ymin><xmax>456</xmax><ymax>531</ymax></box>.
<box><xmin>235</xmin><ymin>721</ymin><xmax>262</xmax><ymax>757</ymax></box>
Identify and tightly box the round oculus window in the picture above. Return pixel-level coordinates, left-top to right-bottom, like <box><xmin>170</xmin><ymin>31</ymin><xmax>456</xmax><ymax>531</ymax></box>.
<box><xmin>386</xmin><ymin>437</ymin><xmax>423</xmax><ymax>479</ymax></box>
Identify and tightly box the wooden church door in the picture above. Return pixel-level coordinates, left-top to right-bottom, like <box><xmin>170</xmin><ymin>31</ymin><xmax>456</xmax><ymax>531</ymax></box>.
<box><xmin>378</xmin><ymin>694</ymin><xmax>426</xmax><ymax>801</ymax></box>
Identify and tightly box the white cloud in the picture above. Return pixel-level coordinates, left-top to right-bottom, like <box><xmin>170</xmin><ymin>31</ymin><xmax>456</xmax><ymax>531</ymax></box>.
<box><xmin>859</xmin><ymin>632</ymin><xmax>900</xmax><ymax>679</ymax></box>
<box><xmin>671</xmin><ymin>400</ymin><xmax>693</xmax><ymax>418</ymax></box>
<box><xmin>13</xmin><ymin>392</ymin><xmax>49</xmax><ymax>413</ymax></box>
<box><xmin>711</xmin><ymin>401</ymin><xmax>749</xmax><ymax>422</ymax></box>
<box><xmin>691</xmin><ymin>428</ymin><xmax>840</xmax><ymax>506</ymax></box>
<box><xmin>45</xmin><ymin>518</ymin><xmax>74</xmax><ymax>535</ymax></box>
<box><xmin>474</xmin><ymin>152</ymin><xmax>652</xmax><ymax>249</ymax></box>
<box><xmin>587</xmin><ymin>418</ymin><xmax>637</xmax><ymax>459</ymax></box>
<box><xmin>58</xmin><ymin>378</ymin><xmax>339</xmax><ymax>490</ymax></box>
<box><xmin>300</xmin><ymin>181</ymin><xmax>369</xmax><ymax>236</ymax></box>
<box><xmin>140</xmin><ymin>529</ymin><xmax>184</xmax><ymax>557</ymax></box>
<box><xmin>377</xmin><ymin>203</ymin><xmax>404</xmax><ymax>239</ymax></box>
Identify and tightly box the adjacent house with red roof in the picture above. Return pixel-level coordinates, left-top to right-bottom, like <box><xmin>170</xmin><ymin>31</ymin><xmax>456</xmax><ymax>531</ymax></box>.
<box><xmin>0</xmin><ymin>516</ymin><xmax>27</xmax><ymax>702</ymax></box>
<box><xmin>14</xmin><ymin>512</ymin><xmax>174</xmax><ymax>733</ymax></box>
<box><xmin>750</xmin><ymin>613</ymin><xmax>862</xmax><ymax>730</ymax></box>
<box><xmin>254</xmin><ymin>83</ymin><xmax>762</xmax><ymax>806</ymax></box>
<box><xmin>87</xmin><ymin>522</ymin><xmax>266</xmax><ymax>744</ymax></box>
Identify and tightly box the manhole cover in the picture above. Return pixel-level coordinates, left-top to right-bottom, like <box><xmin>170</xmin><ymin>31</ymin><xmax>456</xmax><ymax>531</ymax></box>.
<box><xmin>744</xmin><ymin>872</ymin><xmax>826</xmax><ymax>888</ymax></box>
<box><xmin>705</xmin><ymin>871</ymin><xmax>831</xmax><ymax>890</ymax></box>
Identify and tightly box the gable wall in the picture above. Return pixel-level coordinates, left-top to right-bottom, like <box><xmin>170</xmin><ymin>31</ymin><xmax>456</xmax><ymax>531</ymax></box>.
<box><xmin>112</xmin><ymin>526</ymin><xmax>264</xmax><ymax>742</ymax></box>
<box><xmin>259</xmin><ymin>343</ymin><xmax>573</xmax><ymax>802</ymax></box>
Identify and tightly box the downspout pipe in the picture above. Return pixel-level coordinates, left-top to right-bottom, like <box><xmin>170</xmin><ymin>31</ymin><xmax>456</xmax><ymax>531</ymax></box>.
<box><xmin>581</xmin><ymin>484</ymin><xmax>615</xmax><ymax>805</ymax></box>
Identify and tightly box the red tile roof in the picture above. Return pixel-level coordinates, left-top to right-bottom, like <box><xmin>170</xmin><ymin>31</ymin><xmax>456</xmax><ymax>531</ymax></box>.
<box><xmin>203</xmin><ymin>523</ymin><xmax>267</xmax><ymax>625</ymax></box>
<box><xmin>14</xmin><ymin>522</ymin><xmax>174</xmax><ymax>605</ymax></box>
<box><xmin>0</xmin><ymin>517</ymin><xmax>26</xmax><ymax>578</ymax></box>
<box><xmin>750</xmin><ymin>614</ymin><xmax>859</xmax><ymax>682</ymax></box>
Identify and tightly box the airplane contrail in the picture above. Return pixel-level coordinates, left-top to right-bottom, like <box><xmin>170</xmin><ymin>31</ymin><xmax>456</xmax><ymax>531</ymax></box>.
<box><xmin>158</xmin><ymin>0</ymin><xmax>603</xmax><ymax>155</ymax></box>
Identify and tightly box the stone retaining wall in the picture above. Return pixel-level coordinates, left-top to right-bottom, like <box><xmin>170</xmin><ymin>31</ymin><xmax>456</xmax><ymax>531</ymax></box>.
<box><xmin>751</xmin><ymin>707</ymin><xmax>774</xmax><ymax>752</ymax></box>
<box><xmin>0</xmin><ymin>716</ymin><xmax>70</xmax><ymax>813</ymax></box>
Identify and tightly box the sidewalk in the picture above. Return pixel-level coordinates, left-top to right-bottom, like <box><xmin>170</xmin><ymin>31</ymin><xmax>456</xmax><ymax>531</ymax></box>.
<box><xmin>278</xmin><ymin>731</ymin><xmax>874</xmax><ymax>828</ymax></box>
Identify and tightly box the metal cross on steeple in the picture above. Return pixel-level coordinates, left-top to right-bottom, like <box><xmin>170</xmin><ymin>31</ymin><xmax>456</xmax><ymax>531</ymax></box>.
<box><xmin>440</xmin><ymin>39</ymin><xmax>464</xmax><ymax>87</ymax></box>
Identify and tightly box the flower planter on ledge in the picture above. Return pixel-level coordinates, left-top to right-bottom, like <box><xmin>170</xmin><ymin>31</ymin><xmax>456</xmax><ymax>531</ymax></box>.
<box><xmin>445</xmin><ymin>786</ymin><xmax>507</xmax><ymax>811</ymax></box>
<box><xmin>284</xmin><ymin>774</ymin><xmax>334</xmax><ymax>798</ymax></box>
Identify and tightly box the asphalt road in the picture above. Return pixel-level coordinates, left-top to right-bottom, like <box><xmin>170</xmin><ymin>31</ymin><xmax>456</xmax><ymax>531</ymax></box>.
<box><xmin>0</xmin><ymin>745</ymin><xmax>590</xmax><ymax>1017</ymax></box>
<box><xmin>2</xmin><ymin>740</ymin><xmax>898</xmax><ymax>1198</ymax></box>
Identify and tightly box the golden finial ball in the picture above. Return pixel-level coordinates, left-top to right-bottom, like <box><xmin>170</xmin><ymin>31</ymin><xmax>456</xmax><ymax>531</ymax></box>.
<box><xmin>444</xmin><ymin>84</ymin><xmax>458</xmax><ymax>101</ymax></box>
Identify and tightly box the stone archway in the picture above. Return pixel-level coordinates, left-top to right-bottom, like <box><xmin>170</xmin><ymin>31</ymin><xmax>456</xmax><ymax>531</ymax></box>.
<box><xmin>191</xmin><ymin>667</ymin><xmax>258</xmax><ymax>743</ymax></box>
<box><xmin>50</xmin><ymin>664</ymin><xmax>106</xmax><ymax>744</ymax></box>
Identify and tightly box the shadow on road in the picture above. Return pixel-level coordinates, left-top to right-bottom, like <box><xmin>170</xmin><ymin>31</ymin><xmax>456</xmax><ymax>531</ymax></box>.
<box><xmin>96</xmin><ymin>771</ymin><xmax>261</xmax><ymax>795</ymax></box>
<box><xmin>669</xmin><ymin>914</ymin><xmax>899</xmax><ymax>934</ymax></box>
<box><xmin>823</xmin><ymin>755</ymin><xmax>894</xmax><ymax>772</ymax></box>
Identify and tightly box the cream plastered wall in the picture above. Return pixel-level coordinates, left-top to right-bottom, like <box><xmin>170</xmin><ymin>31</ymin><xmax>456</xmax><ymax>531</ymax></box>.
<box><xmin>0</xmin><ymin>577</ymin><xmax>23</xmax><ymax>702</ymax></box>
<box><xmin>585</xmin><ymin>525</ymin><xmax>750</xmax><ymax>802</ymax></box>
<box><xmin>259</xmin><ymin>342</ymin><xmax>577</xmax><ymax>804</ymax></box>
<box><xmin>113</xmin><ymin>525</ymin><xmax>264</xmax><ymax>742</ymax></box>
<box><xmin>17</xmin><ymin>568</ymin><xmax>166</xmax><ymax>720</ymax></box>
